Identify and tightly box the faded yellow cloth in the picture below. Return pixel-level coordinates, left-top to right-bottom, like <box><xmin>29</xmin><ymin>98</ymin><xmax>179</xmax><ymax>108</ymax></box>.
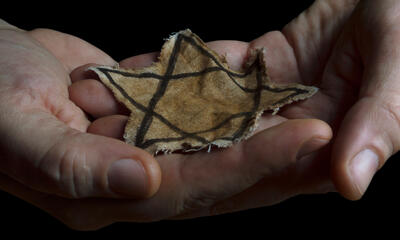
<box><xmin>90</xmin><ymin>29</ymin><xmax>317</xmax><ymax>154</ymax></box>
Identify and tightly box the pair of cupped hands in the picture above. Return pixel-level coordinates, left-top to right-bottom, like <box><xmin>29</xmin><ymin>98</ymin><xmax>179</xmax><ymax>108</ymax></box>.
<box><xmin>0</xmin><ymin>0</ymin><xmax>399</xmax><ymax>230</ymax></box>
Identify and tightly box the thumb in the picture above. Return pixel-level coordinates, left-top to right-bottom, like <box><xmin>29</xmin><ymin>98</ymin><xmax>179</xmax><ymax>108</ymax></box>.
<box><xmin>329</xmin><ymin>4</ymin><xmax>400</xmax><ymax>200</ymax></box>
<box><xmin>0</xmin><ymin>110</ymin><xmax>161</xmax><ymax>199</ymax></box>
<box><xmin>331</xmin><ymin>99</ymin><xmax>392</xmax><ymax>200</ymax></box>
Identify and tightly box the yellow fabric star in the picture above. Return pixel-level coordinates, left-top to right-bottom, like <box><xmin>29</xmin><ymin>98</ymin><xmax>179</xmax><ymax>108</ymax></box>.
<box><xmin>90</xmin><ymin>30</ymin><xmax>317</xmax><ymax>154</ymax></box>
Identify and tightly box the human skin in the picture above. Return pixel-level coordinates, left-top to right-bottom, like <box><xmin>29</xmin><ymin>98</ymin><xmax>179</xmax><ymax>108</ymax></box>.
<box><xmin>0</xmin><ymin>18</ymin><xmax>331</xmax><ymax>230</ymax></box>
<box><xmin>1</xmin><ymin>0</ymin><xmax>398</xmax><ymax>230</ymax></box>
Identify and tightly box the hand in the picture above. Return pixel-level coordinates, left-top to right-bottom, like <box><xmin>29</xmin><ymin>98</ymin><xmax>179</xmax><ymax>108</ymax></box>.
<box><xmin>71</xmin><ymin>0</ymin><xmax>400</xmax><ymax>221</ymax></box>
<box><xmin>0</xmin><ymin>20</ymin><xmax>164</xmax><ymax>226</ymax></box>
<box><xmin>275</xmin><ymin>0</ymin><xmax>400</xmax><ymax>200</ymax></box>
<box><xmin>320</xmin><ymin>0</ymin><xmax>400</xmax><ymax>200</ymax></box>
<box><xmin>0</xmin><ymin>20</ymin><xmax>332</xmax><ymax>229</ymax></box>
<box><xmin>208</xmin><ymin>0</ymin><xmax>400</xmax><ymax>201</ymax></box>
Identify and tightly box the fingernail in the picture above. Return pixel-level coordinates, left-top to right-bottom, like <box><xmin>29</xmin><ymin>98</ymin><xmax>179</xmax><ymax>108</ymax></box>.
<box><xmin>108</xmin><ymin>159</ymin><xmax>148</xmax><ymax>197</ymax></box>
<box><xmin>297</xmin><ymin>137</ymin><xmax>329</xmax><ymax>160</ymax></box>
<box><xmin>350</xmin><ymin>149</ymin><xmax>379</xmax><ymax>196</ymax></box>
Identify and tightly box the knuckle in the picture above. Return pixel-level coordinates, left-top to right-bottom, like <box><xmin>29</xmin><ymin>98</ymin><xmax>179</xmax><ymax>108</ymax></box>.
<box><xmin>38</xmin><ymin>131</ymin><xmax>93</xmax><ymax>199</ymax></box>
<box><xmin>176</xmin><ymin>149</ymin><xmax>248</xmax><ymax>217</ymax></box>
<box><xmin>380</xmin><ymin>99</ymin><xmax>400</xmax><ymax>151</ymax></box>
<box><xmin>381</xmin><ymin>98</ymin><xmax>400</xmax><ymax>123</ymax></box>
<box><xmin>177</xmin><ymin>189</ymin><xmax>219</xmax><ymax>216</ymax></box>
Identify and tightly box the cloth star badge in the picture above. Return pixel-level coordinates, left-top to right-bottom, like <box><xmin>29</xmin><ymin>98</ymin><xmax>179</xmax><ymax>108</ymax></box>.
<box><xmin>90</xmin><ymin>29</ymin><xmax>317</xmax><ymax>154</ymax></box>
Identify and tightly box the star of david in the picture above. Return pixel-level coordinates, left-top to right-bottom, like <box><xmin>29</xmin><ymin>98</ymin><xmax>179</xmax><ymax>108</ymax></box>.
<box><xmin>90</xmin><ymin>30</ymin><xmax>317</xmax><ymax>154</ymax></box>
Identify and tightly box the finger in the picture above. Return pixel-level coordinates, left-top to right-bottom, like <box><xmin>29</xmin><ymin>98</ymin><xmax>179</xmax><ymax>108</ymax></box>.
<box><xmin>70</xmin><ymin>63</ymin><xmax>102</xmax><ymax>83</ymax></box>
<box><xmin>197</xmin><ymin>124</ymin><xmax>335</xmax><ymax>218</ymax></box>
<box><xmin>69</xmin><ymin>79</ymin><xmax>129</xmax><ymax>118</ymax></box>
<box><xmin>206</xmin><ymin>40</ymin><xmax>249</xmax><ymax>71</ymax></box>
<box><xmin>281</xmin><ymin>0</ymin><xmax>359</xmax><ymax>85</ymax></box>
<box><xmin>87</xmin><ymin>115</ymin><xmax>128</xmax><ymax>139</ymax></box>
<box><xmin>248</xmin><ymin>31</ymin><xmax>301</xmax><ymax>84</ymax></box>
<box><xmin>68</xmin><ymin>53</ymin><xmax>161</xmax><ymax>118</ymax></box>
<box><xmin>119</xmin><ymin>52</ymin><xmax>159</xmax><ymax>68</ymax></box>
<box><xmin>329</xmin><ymin>4</ymin><xmax>400</xmax><ymax>200</ymax></box>
<box><xmin>331</xmin><ymin>100</ymin><xmax>390</xmax><ymax>200</ymax></box>
<box><xmin>205</xmin><ymin>155</ymin><xmax>335</xmax><ymax>218</ymax></box>
<box><xmin>0</xmin><ymin>108</ymin><xmax>161</xmax><ymax>199</ymax></box>
<box><xmin>173</xmin><ymin>118</ymin><xmax>332</xmax><ymax>217</ymax></box>
<box><xmin>69</xmin><ymin>52</ymin><xmax>158</xmax><ymax>83</ymax></box>
<box><xmin>117</xmin><ymin>44</ymin><xmax>247</xmax><ymax>70</ymax></box>
<box><xmin>119</xmin><ymin>41</ymin><xmax>248</xmax><ymax>71</ymax></box>
<box><xmin>28</xmin><ymin>29</ymin><xmax>117</xmax><ymax>73</ymax></box>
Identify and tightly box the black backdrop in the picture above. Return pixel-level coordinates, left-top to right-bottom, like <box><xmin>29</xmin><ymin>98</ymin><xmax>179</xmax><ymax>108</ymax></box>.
<box><xmin>1</xmin><ymin>1</ymin><xmax>399</xmax><ymax>236</ymax></box>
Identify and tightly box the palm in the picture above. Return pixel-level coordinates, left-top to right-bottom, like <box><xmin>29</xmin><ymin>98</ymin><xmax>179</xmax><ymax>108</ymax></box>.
<box><xmin>24</xmin><ymin>29</ymin><xmax>116</xmax><ymax>131</ymax></box>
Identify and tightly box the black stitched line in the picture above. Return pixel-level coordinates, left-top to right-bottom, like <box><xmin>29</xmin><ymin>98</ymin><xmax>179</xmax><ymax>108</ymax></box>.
<box><xmin>99</xmin><ymin>66</ymin><xmax>310</xmax><ymax>95</ymax></box>
<box><xmin>220</xmin><ymin>63</ymin><xmax>263</xmax><ymax>142</ymax></box>
<box><xmin>135</xmin><ymin>34</ymin><xmax>183</xmax><ymax>147</ymax></box>
<box><xmin>140</xmin><ymin>111</ymin><xmax>251</xmax><ymax>148</ymax></box>
<box><xmin>98</xmin><ymin>69</ymin><xmax>164</xmax><ymax>80</ymax></box>
<box><xmin>99</xmin><ymin>69</ymin><xmax>208</xmax><ymax>144</ymax></box>
<box><xmin>180</xmin><ymin>35</ymin><xmax>260</xmax><ymax>93</ymax></box>
<box><xmin>100</xmin><ymin>68</ymin><xmax>252</xmax><ymax>149</ymax></box>
<box><xmin>100</xmin><ymin>65</ymin><xmax>245</xmax><ymax>80</ymax></box>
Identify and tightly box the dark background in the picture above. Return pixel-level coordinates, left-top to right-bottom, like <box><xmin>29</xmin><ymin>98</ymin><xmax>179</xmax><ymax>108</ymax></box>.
<box><xmin>1</xmin><ymin>1</ymin><xmax>399</xmax><ymax>235</ymax></box>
